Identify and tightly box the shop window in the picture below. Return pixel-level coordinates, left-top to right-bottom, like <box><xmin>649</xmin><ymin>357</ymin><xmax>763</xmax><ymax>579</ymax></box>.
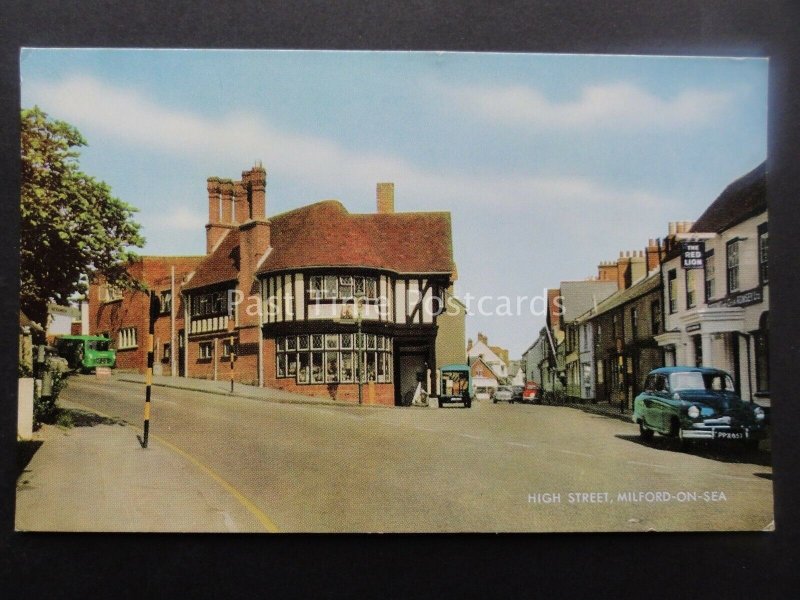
<box><xmin>277</xmin><ymin>334</ymin><xmax>393</xmax><ymax>384</ymax></box>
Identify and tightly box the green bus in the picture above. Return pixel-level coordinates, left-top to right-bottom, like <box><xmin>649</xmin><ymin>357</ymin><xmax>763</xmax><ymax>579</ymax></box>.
<box><xmin>54</xmin><ymin>335</ymin><xmax>117</xmax><ymax>372</ymax></box>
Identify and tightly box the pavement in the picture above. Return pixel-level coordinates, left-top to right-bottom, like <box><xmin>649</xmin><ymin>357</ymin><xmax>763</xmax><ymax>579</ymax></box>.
<box><xmin>15</xmin><ymin>401</ymin><xmax>274</xmax><ymax>533</ymax></box>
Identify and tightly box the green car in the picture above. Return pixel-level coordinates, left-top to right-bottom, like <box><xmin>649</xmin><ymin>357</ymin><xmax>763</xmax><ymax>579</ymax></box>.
<box><xmin>633</xmin><ymin>367</ymin><xmax>766</xmax><ymax>448</ymax></box>
<box><xmin>54</xmin><ymin>335</ymin><xmax>117</xmax><ymax>372</ymax></box>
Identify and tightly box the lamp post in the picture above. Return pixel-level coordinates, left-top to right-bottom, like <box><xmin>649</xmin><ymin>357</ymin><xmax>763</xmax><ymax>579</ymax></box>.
<box><xmin>335</xmin><ymin>297</ymin><xmax>365</xmax><ymax>405</ymax></box>
<box><xmin>227</xmin><ymin>317</ymin><xmax>235</xmax><ymax>394</ymax></box>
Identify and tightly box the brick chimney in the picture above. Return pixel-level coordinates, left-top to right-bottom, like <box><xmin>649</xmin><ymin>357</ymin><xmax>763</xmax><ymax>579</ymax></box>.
<box><xmin>233</xmin><ymin>180</ymin><xmax>249</xmax><ymax>224</ymax></box>
<box><xmin>598</xmin><ymin>260</ymin><xmax>619</xmax><ymax>284</ymax></box>
<box><xmin>645</xmin><ymin>239</ymin><xmax>661</xmax><ymax>272</ymax></box>
<box><xmin>220</xmin><ymin>179</ymin><xmax>234</xmax><ymax>224</ymax></box>
<box><xmin>377</xmin><ymin>182</ymin><xmax>395</xmax><ymax>214</ymax></box>
<box><xmin>206</xmin><ymin>177</ymin><xmax>234</xmax><ymax>254</ymax></box>
<box><xmin>236</xmin><ymin>164</ymin><xmax>271</xmax><ymax>327</ymax></box>
<box><xmin>247</xmin><ymin>162</ymin><xmax>267</xmax><ymax>220</ymax></box>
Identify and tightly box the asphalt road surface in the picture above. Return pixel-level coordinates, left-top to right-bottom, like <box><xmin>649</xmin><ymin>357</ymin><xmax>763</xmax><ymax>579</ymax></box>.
<box><xmin>58</xmin><ymin>375</ymin><xmax>774</xmax><ymax>533</ymax></box>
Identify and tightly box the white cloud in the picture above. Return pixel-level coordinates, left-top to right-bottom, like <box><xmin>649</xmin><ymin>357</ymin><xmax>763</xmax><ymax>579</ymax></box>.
<box><xmin>433</xmin><ymin>81</ymin><xmax>733</xmax><ymax>131</ymax></box>
<box><xmin>142</xmin><ymin>206</ymin><xmax>207</xmax><ymax>231</ymax></box>
<box><xmin>25</xmin><ymin>75</ymin><xmax>673</xmax><ymax>213</ymax></box>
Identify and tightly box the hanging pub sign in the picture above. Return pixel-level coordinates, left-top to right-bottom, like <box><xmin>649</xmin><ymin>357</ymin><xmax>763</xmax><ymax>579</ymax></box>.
<box><xmin>682</xmin><ymin>241</ymin><xmax>705</xmax><ymax>269</ymax></box>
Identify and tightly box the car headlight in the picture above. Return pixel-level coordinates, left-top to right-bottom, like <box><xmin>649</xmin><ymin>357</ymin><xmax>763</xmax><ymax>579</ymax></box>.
<box><xmin>754</xmin><ymin>406</ymin><xmax>765</xmax><ymax>421</ymax></box>
<box><xmin>688</xmin><ymin>405</ymin><xmax>700</xmax><ymax>419</ymax></box>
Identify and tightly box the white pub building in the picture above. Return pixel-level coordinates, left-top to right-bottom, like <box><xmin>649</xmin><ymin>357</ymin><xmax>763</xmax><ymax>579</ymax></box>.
<box><xmin>655</xmin><ymin>162</ymin><xmax>769</xmax><ymax>404</ymax></box>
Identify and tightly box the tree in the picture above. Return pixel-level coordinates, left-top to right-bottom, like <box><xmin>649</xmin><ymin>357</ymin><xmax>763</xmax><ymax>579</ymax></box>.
<box><xmin>20</xmin><ymin>106</ymin><xmax>145</xmax><ymax>327</ymax></box>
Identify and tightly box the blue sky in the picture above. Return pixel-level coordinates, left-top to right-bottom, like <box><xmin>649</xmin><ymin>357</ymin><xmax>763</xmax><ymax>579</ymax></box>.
<box><xmin>20</xmin><ymin>49</ymin><xmax>767</xmax><ymax>356</ymax></box>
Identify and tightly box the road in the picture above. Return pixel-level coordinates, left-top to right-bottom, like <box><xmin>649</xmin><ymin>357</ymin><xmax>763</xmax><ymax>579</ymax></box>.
<box><xmin>57</xmin><ymin>375</ymin><xmax>773</xmax><ymax>533</ymax></box>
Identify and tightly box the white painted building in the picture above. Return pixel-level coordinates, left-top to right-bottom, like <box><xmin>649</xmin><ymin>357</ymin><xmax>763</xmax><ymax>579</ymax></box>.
<box><xmin>655</xmin><ymin>163</ymin><xmax>768</xmax><ymax>403</ymax></box>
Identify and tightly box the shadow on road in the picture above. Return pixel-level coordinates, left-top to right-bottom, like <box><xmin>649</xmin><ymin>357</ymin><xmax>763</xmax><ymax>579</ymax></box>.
<box><xmin>59</xmin><ymin>407</ymin><xmax>126</xmax><ymax>428</ymax></box>
<box><xmin>16</xmin><ymin>440</ymin><xmax>43</xmax><ymax>481</ymax></box>
<box><xmin>615</xmin><ymin>434</ymin><xmax>772</xmax><ymax>467</ymax></box>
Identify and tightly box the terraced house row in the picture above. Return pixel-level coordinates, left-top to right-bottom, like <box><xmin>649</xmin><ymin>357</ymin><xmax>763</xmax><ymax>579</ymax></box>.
<box><xmin>521</xmin><ymin>162</ymin><xmax>769</xmax><ymax>411</ymax></box>
<box><xmin>89</xmin><ymin>163</ymin><xmax>465</xmax><ymax>406</ymax></box>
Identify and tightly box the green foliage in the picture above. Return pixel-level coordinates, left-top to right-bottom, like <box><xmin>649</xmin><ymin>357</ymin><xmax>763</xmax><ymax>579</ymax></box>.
<box><xmin>20</xmin><ymin>106</ymin><xmax>145</xmax><ymax>326</ymax></box>
<box><xmin>33</xmin><ymin>368</ymin><xmax>67</xmax><ymax>427</ymax></box>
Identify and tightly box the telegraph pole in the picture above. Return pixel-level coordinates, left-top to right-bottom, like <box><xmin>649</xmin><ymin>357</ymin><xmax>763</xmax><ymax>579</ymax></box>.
<box><xmin>228</xmin><ymin>318</ymin><xmax>235</xmax><ymax>393</ymax></box>
<box><xmin>143</xmin><ymin>290</ymin><xmax>160</xmax><ymax>448</ymax></box>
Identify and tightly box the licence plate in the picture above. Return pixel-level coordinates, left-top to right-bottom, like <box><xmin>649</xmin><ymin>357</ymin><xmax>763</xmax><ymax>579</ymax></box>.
<box><xmin>715</xmin><ymin>431</ymin><xmax>744</xmax><ymax>440</ymax></box>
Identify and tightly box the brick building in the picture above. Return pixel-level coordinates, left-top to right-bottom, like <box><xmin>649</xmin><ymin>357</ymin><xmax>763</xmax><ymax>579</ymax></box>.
<box><xmin>89</xmin><ymin>256</ymin><xmax>203</xmax><ymax>374</ymax></box>
<box><xmin>90</xmin><ymin>164</ymin><xmax>460</xmax><ymax>407</ymax></box>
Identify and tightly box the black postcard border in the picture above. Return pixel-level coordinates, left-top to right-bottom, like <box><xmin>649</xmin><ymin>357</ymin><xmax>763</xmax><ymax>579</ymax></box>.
<box><xmin>1</xmin><ymin>1</ymin><xmax>798</xmax><ymax>597</ymax></box>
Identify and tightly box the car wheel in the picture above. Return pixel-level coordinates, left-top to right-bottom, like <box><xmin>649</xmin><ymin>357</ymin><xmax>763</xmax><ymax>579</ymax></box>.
<box><xmin>509</xmin><ymin>399</ymin><xmax>514</xmax><ymax>404</ymax></box>
<box><xmin>465</xmin><ymin>400</ymin><xmax>471</xmax><ymax>408</ymax></box>
<box><xmin>493</xmin><ymin>398</ymin><xmax>497</xmax><ymax>404</ymax></box>
<box><xmin>639</xmin><ymin>421</ymin><xmax>654</xmax><ymax>441</ymax></box>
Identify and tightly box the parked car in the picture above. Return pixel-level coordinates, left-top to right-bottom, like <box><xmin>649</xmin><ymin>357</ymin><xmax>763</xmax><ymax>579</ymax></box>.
<box><xmin>633</xmin><ymin>367</ymin><xmax>767</xmax><ymax>448</ymax></box>
<box><xmin>521</xmin><ymin>381</ymin><xmax>541</xmax><ymax>403</ymax></box>
<box><xmin>492</xmin><ymin>385</ymin><xmax>514</xmax><ymax>403</ymax></box>
<box><xmin>474</xmin><ymin>386</ymin><xmax>492</xmax><ymax>401</ymax></box>
<box><xmin>511</xmin><ymin>385</ymin><xmax>524</xmax><ymax>403</ymax></box>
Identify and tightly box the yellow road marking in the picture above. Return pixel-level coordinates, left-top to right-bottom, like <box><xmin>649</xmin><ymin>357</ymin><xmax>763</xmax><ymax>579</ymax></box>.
<box><xmin>66</xmin><ymin>400</ymin><xmax>279</xmax><ymax>533</ymax></box>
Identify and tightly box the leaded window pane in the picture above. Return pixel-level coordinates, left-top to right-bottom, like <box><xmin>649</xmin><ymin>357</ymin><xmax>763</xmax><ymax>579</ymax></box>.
<box><xmin>326</xmin><ymin>352</ymin><xmax>339</xmax><ymax>383</ymax></box>
<box><xmin>311</xmin><ymin>334</ymin><xmax>324</xmax><ymax>349</ymax></box>
<box><xmin>311</xmin><ymin>352</ymin><xmax>324</xmax><ymax>383</ymax></box>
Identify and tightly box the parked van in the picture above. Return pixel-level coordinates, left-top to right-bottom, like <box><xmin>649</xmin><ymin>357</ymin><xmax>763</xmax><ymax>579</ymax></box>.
<box><xmin>54</xmin><ymin>335</ymin><xmax>116</xmax><ymax>372</ymax></box>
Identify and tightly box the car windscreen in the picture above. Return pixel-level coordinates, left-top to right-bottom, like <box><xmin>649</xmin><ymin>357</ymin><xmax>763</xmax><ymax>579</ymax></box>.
<box><xmin>670</xmin><ymin>372</ymin><xmax>734</xmax><ymax>392</ymax></box>
<box><xmin>87</xmin><ymin>340</ymin><xmax>110</xmax><ymax>352</ymax></box>
<box><xmin>669</xmin><ymin>372</ymin><xmax>706</xmax><ymax>391</ymax></box>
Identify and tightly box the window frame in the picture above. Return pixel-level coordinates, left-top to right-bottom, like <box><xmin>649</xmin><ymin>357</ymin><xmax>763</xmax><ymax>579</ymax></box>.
<box><xmin>726</xmin><ymin>239</ymin><xmax>740</xmax><ymax>294</ymax></box>
<box><xmin>758</xmin><ymin>222</ymin><xmax>768</xmax><ymax>285</ymax></box>
<box><xmin>668</xmin><ymin>269</ymin><xmax>678</xmax><ymax>314</ymax></box>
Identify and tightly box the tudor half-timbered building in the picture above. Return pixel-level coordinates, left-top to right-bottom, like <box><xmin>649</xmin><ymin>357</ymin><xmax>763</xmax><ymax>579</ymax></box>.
<box><xmin>177</xmin><ymin>167</ymin><xmax>458</xmax><ymax>406</ymax></box>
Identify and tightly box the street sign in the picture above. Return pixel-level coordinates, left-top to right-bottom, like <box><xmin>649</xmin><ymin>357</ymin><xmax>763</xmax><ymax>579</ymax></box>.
<box><xmin>682</xmin><ymin>241</ymin><xmax>705</xmax><ymax>269</ymax></box>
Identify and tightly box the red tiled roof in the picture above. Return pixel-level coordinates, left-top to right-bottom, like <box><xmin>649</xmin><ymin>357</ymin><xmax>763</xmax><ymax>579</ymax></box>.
<box><xmin>258</xmin><ymin>200</ymin><xmax>455</xmax><ymax>275</ymax></box>
<box><xmin>182</xmin><ymin>230</ymin><xmax>240</xmax><ymax>290</ymax></box>
<box><xmin>183</xmin><ymin>200</ymin><xmax>455</xmax><ymax>292</ymax></box>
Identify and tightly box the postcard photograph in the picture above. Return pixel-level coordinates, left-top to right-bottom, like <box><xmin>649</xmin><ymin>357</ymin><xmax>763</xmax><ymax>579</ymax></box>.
<box><xmin>15</xmin><ymin>49</ymin><xmax>772</xmax><ymax>533</ymax></box>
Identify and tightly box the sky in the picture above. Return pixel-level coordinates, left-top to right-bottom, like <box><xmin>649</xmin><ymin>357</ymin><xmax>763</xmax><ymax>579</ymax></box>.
<box><xmin>20</xmin><ymin>49</ymin><xmax>768</xmax><ymax>357</ymax></box>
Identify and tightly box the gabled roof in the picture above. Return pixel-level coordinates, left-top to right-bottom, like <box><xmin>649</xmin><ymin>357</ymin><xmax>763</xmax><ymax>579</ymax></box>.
<box><xmin>257</xmin><ymin>200</ymin><xmax>455</xmax><ymax>275</ymax></box>
<box><xmin>182</xmin><ymin>200</ymin><xmax>455</xmax><ymax>292</ymax></box>
<box><xmin>182</xmin><ymin>230</ymin><xmax>239</xmax><ymax>291</ymax></box>
<box><xmin>691</xmin><ymin>162</ymin><xmax>766</xmax><ymax>234</ymax></box>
